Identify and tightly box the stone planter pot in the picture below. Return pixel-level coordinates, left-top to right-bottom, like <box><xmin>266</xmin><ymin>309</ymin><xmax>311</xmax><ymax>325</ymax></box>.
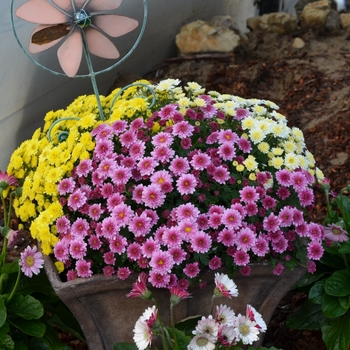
<box><xmin>43</xmin><ymin>255</ymin><xmax>305</xmax><ymax>349</ymax></box>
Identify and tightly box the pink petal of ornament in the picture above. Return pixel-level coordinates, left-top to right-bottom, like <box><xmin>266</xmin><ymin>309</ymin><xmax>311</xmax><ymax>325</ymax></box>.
<box><xmin>93</xmin><ymin>15</ymin><xmax>139</xmax><ymax>37</ymax></box>
<box><xmin>85</xmin><ymin>28</ymin><xmax>120</xmax><ymax>59</ymax></box>
<box><xmin>16</xmin><ymin>0</ymin><xmax>68</xmax><ymax>25</ymax></box>
<box><xmin>29</xmin><ymin>24</ymin><xmax>69</xmax><ymax>54</ymax></box>
<box><xmin>87</xmin><ymin>0</ymin><xmax>123</xmax><ymax>11</ymax></box>
<box><xmin>57</xmin><ymin>30</ymin><xmax>83</xmax><ymax>77</ymax></box>
<box><xmin>52</xmin><ymin>0</ymin><xmax>74</xmax><ymax>13</ymax></box>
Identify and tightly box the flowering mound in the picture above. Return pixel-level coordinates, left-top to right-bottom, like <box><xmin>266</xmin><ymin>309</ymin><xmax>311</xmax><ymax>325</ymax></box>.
<box><xmin>8</xmin><ymin>79</ymin><xmax>325</xmax><ymax>287</ymax></box>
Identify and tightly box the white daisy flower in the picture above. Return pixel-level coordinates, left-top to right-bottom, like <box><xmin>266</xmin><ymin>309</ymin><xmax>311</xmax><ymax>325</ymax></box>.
<box><xmin>193</xmin><ymin>315</ymin><xmax>219</xmax><ymax>338</ymax></box>
<box><xmin>188</xmin><ymin>333</ymin><xmax>216</xmax><ymax>350</ymax></box>
<box><xmin>214</xmin><ymin>273</ymin><xmax>239</xmax><ymax>298</ymax></box>
<box><xmin>246</xmin><ymin>305</ymin><xmax>267</xmax><ymax>332</ymax></box>
<box><xmin>215</xmin><ymin>304</ymin><xmax>235</xmax><ymax>326</ymax></box>
<box><xmin>234</xmin><ymin>314</ymin><xmax>260</xmax><ymax>345</ymax></box>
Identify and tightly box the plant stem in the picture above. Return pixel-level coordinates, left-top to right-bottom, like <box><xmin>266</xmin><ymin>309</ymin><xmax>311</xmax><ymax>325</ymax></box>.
<box><xmin>6</xmin><ymin>267</ymin><xmax>21</xmax><ymax>305</ymax></box>
<box><xmin>170</xmin><ymin>304</ymin><xmax>178</xmax><ymax>348</ymax></box>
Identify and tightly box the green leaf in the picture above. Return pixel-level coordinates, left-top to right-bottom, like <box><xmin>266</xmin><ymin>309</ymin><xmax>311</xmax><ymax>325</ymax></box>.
<box><xmin>13</xmin><ymin>342</ymin><xmax>29</xmax><ymax>350</ymax></box>
<box><xmin>321</xmin><ymin>293</ymin><xmax>347</xmax><ymax>318</ymax></box>
<box><xmin>0</xmin><ymin>334</ymin><xmax>15</xmax><ymax>350</ymax></box>
<box><xmin>320</xmin><ymin>252</ymin><xmax>345</xmax><ymax>269</ymax></box>
<box><xmin>1</xmin><ymin>261</ymin><xmax>19</xmax><ymax>275</ymax></box>
<box><xmin>322</xmin><ymin>312</ymin><xmax>350</xmax><ymax>350</ymax></box>
<box><xmin>338</xmin><ymin>241</ymin><xmax>350</xmax><ymax>254</ymax></box>
<box><xmin>114</xmin><ymin>343</ymin><xmax>139</xmax><ymax>350</ymax></box>
<box><xmin>8</xmin><ymin>319</ymin><xmax>45</xmax><ymax>338</ymax></box>
<box><xmin>286</xmin><ymin>300</ymin><xmax>325</xmax><ymax>330</ymax></box>
<box><xmin>28</xmin><ymin>338</ymin><xmax>50</xmax><ymax>350</ymax></box>
<box><xmin>292</xmin><ymin>270</ymin><xmax>326</xmax><ymax>289</ymax></box>
<box><xmin>7</xmin><ymin>294</ymin><xmax>44</xmax><ymax>320</ymax></box>
<box><xmin>0</xmin><ymin>297</ymin><xmax>7</xmax><ymax>327</ymax></box>
<box><xmin>339</xmin><ymin>295</ymin><xmax>350</xmax><ymax>309</ymax></box>
<box><xmin>0</xmin><ymin>322</ymin><xmax>10</xmax><ymax>341</ymax></box>
<box><xmin>325</xmin><ymin>270</ymin><xmax>350</xmax><ymax>297</ymax></box>
<box><xmin>175</xmin><ymin>315</ymin><xmax>201</xmax><ymax>336</ymax></box>
<box><xmin>165</xmin><ymin>327</ymin><xmax>191</xmax><ymax>349</ymax></box>
<box><xmin>309</xmin><ymin>280</ymin><xmax>326</xmax><ymax>304</ymax></box>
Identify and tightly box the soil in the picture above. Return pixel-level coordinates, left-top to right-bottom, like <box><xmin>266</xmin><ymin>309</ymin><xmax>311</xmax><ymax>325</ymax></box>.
<box><xmin>3</xmin><ymin>28</ymin><xmax>350</xmax><ymax>349</ymax></box>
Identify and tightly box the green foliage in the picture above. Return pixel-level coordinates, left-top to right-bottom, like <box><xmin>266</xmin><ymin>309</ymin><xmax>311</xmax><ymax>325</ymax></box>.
<box><xmin>287</xmin><ymin>185</ymin><xmax>350</xmax><ymax>350</ymax></box>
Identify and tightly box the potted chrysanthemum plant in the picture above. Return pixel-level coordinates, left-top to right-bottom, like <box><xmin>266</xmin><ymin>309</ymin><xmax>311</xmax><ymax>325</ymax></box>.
<box><xmin>7</xmin><ymin>78</ymin><xmax>325</xmax><ymax>349</ymax></box>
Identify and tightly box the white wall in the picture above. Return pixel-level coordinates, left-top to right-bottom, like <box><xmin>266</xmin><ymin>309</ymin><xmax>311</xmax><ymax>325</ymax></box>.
<box><xmin>0</xmin><ymin>0</ymin><xmax>257</xmax><ymax>170</ymax></box>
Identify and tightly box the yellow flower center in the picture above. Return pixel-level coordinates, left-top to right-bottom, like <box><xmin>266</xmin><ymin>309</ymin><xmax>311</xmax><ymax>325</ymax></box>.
<box><xmin>25</xmin><ymin>256</ymin><xmax>34</xmax><ymax>267</ymax></box>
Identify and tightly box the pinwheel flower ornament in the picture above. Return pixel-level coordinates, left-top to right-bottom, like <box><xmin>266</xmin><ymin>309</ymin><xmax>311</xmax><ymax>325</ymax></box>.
<box><xmin>16</xmin><ymin>0</ymin><xmax>139</xmax><ymax>77</ymax></box>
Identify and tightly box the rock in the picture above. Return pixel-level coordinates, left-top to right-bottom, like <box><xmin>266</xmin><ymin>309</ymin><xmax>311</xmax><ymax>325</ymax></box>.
<box><xmin>247</xmin><ymin>13</ymin><xmax>297</xmax><ymax>34</ymax></box>
<box><xmin>246</xmin><ymin>14</ymin><xmax>270</xmax><ymax>31</ymax></box>
<box><xmin>175</xmin><ymin>18</ymin><xmax>241</xmax><ymax>54</ymax></box>
<box><xmin>300</xmin><ymin>0</ymin><xmax>331</xmax><ymax>29</ymax></box>
<box><xmin>324</xmin><ymin>9</ymin><xmax>342</xmax><ymax>34</ymax></box>
<box><xmin>330</xmin><ymin>152</ymin><xmax>348</xmax><ymax>166</ymax></box>
<box><xmin>293</xmin><ymin>37</ymin><xmax>306</xmax><ymax>48</ymax></box>
<box><xmin>267</xmin><ymin>12</ymin><xmax>298</xmax><ymax>34</ymax></box>
<box><xmin>340</xmin><ymin>13</ymin><xmax>350</xmax><ymax>28</ymax></box>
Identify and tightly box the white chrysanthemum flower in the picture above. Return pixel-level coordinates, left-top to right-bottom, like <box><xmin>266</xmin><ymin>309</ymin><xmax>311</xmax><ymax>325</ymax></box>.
<box><xmin>155</xmin><ymin>79</ymin><xmax>181</xmax><ymax>91</ymax></box>
<box><xmin>193</xmin><ymin>315</ymin><xmax>219</xmax><ymax>338</ymax></box>
<box><xmin>316</xmin><ymin>167</ymin><xmax>325</xmax><ymax>181</ymax></box>
<box><xmin>265</xmin><ymin>100</ymin><xmax>280</xmax><ymax>110</ymax></box>
<box><xmin>264</xmin><ymin>177</ymin><xmax>274</xmax><ymax>190</ymax></box>
<box><xmin>258</xmin><ymin>142</ymin><xmax>270</xmax><ymax>154</ymax></box>
<box><xmin>305</xmin><ymin>150</ymin><xmax>316</xmax><ymax>166</ymax></box>
<box><xmin>270</xmin><ymin>110</ymin><xmax>287</xmax><ymax>122</ymax></box>
<box><xmin>284</xmin><ymin>152</ymin><xmax>299</xmax><ymax>170</ymax></box>
<box><xmin>252</xmin><ymin>105</ymin><xmax>267</xmax><ymax>116</ymax></box>
<box><xmin>215</xmin><ymin>304</ymin><xmax>235</xmax><ymax>326</ymax></box>
<box><xmin>243</xmin><ymin>155</ymin><xmax>258</xmax><ymax>171</ymax></box>
<box><xmin>214</xmin><ymin>273</ymin><xmax>239</xmax><ymax>298</ymax></box>
<box><xmin>177</xmin><ymin>97</ymin><xmax>191</xmax><ymax>108</ymax></box>
<box><xmin>188</xmin><ymin>333</ymin><xmax>216</xmax><ymax>350</ymax></box>
<box><xmin>297</xmin><ymin>155</ymin><xmax>308</xmax><ymax>169</ymax></box>
<box><xmin>194</xmin><ymin>98</ymin><xmax>206</xmax><ymax>107</ymax></box>
<box><xmin>271</xmin><ymin>156</ymin><xmax>284</xmax><ymax>169</ymax></box>
<box><xmin>234</xmin><ymin>314</ymin><xmax>260</xmax><ymax>345</ymax></box>
<box><xmin>249</xmin><ymin>128</ymin><xmax>265</xmax><ymax>144</ymax></box>
<box><xmin>283</xmin><ymin>140</ymin><xmax>297</xmax><ymax>153</ymax></box>
<box><xmin>241</xmin><ymin>116</ymin><xmax>256</xmax><ymax>130</ymax></box>
<box><xmin>291</xmin><ymin>127</ymin><xmax>304</xmax><ymax>141</ymax></box>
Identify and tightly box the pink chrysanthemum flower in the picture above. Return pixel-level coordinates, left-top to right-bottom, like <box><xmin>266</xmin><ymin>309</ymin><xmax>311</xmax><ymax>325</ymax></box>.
<box><xmin>109</xmin><ymin>235</ymin><xmax>128</xmax><ymax>254</ymax></box>
<box><xmin>262</xmin><ymin>195</ymin><xmax>276</xmax><ymax>210</ymax></box>
<box><xmin>278</xmin><ymin>207</ymin><xmax>294</xmax><ymax>227</ymax></box>
<box><xmin>252</xmin><ymin>236</ymin><xmax>269</xmax><ymax>257</ymax></box>
<box><xmin>236</xmin><ymin>228</ymin><xmax>256</xmax><ymax>252</ymax></box>
<box><xmin>218</xmin><ymin>143</ymin><xmax>236</xmax><ymax>161</ymax></box>
<box><xmin>149</xmin><ymin>250</ymin><xmax>174</xmax><ymax>275</ymax></box>
<box><xmin>101</xmin><ymin>217</ymin><xmax>119</xmax><ymax>239</ymax></box>
<box><xmin>121</xmin><ymin>156</ymin><xmax>136</xmax><ymax>168</ymax></box>
<box><xmin>222</xmin><ymin>208</ymin><xmax>242</xmax><ymax>230</ymax></box>
<box><xmin>209</xmin><ymin>256</ymin><xmax>222</xmax><ymax>270</ymax></box>
<box><xmin>76</xmin><ymin>259</ymin><xmax>93</xmax><ymax>278</ymax></box>
<box><xmin>290</xmin><ymin>172</ymin><xmax>307</xmax><ymax>192</ymax></box>
<box><xmin>272</xmin><ymin>237</ymin><xmax>288</xmax><ymax>254</ymax></box>
<box><xmin>263</xmin><ymin>213</ymin><xmax>280</xmax><ymax>233</ymax></box>
<box><xmin>68</xmin><ymin>189</ymin><xmax>87</xmax><ymax>210</ymax></box>
<box><xmin>163</xmin><ymin>227</ymin><xmax>183</xmax><ymax>247</ymax></box>
<box><xmin>112</xmin><ymin>203</ymin><xmax>133</xmax><ymax>227</ymax></box>
<box><xmin>103</xmin><ymin>266</ymin><xmax>115</xmax><ymax>277</ymax></box>
<box><xmin>75</xmin><ymin>159</ymin><xmax>93</xmax><ymax>177</ymax></box>
<box><xmin>237</xmin><ymin>138</ymin><xmax>252</xmax><ymax>153</ymax></box>
<box><xmin>276</xmin><ymin>187</ymin><xmax>290</xmax><ymax>200</ymax></box>
<box><xmin>273</xmin><ymin>263</ymin><xmax>285</xmax><ymax>276</ymax></box>
<box><xmin>58</xmin><ymin>177</ymin><xmax>76</xmax><ymax>195</ymax></box>
<box><xmin>103</xmin><ymin>251</ymin><xmax>116</xmax><ymax>265</ymax></box>
<box><xmin>233</xmin><ymin>250</ymin><xmax>250</xmax><ymax>266</ymax></box>
<box><xmin>169</xmin><ymin>247</ymin><xmax>187</xmax><ymax>265</ymax></box>
<box><xmin>150</xmin><ymin>170</ymin><xmax>172</xmax><ymax>187</ymax></box>
<box><xmin>129</xmin><ymin>140</ymin><xmax>146</xmax><ymax>160</ymax></box>
<box><xmin>71</xmin><ymin>217</ymin><xmax>89</xmax><ymax>237</ymax></box>
<box><xmin>183</xmin><ymin>262</ymin><xmax>200</xmax><ymax>278</ymax></box>
<box><xmin>190</xmin><ymin>152</ymin><xmax>211</xmax><ymax>170</ymax></box>
<box><xmin>239</xmin><ymin>186</ymin><xmax>259</xmax><ymax>203</ymax></box>
<box><xmin>176</xmin><ymin>174</ymin><xmax>197</xmax><ymax>195</ymax></box>
<box><xmin>53</xmin><ymin>241</ymin><xmax>69</xmax><ymax>262</ymax></box>
<box><xmin>97</xmin><ymin>158</ymin><xmax>115</xmax><ymax>178</ymax></box>
<box><xmin>197</xmin><ymin>214</ymin><xmax>210</xmax><ymax>230</ymax></box>
<box><xmin>88</xmin><ymin>203</ymin><xmax>103</xmax><ymax>221</ymax></box>
<box><xmin>307</xmin><ymin>241</ymin><xmax>324</xmax><ymax>260</ymax></box>
<box><xmin>69</xmin><ymin>239</ymin><xmax>87</xmax><ymax>260</ymax></box>
<box><xmin>127</xmin><ymin>243</ymin><xmax>142</xmax><ymax>261</ymax></box>
<box><xmin>218</xmin><ymin>130</ymin><xmax>239</xmax><ymax>144</ymax></box>
<box><xmin>176</xmin><ymin>203</ymin><xmax>200</xmax><ymax>220</ymax></box>
<box><xmin>56</xmin><ymin>216</ymin><xmax>71</xmax><ymax>234</ymax></box>
<box><xmin>129</xmin><ymin>213</ymin><xmax>152</xmax><ymax>237</ymax></box>
<box><xmin>178</xmin><ymin>219</ymin><xmax>198</xmax><ymax>240</ymax></box>
<box><xmin>159</xmin><ymin>104</ymin><xmax>178</xmax><ymax>120</ymax></box>
<box><xmin>94</xmin><ymin>139</ymin><xmax>114</xmax><ymax>160</ymax></box>
<box><xmin>138</xmin><ymin>157</ymin><xmax>158</xmax><ymax>176</ymax></box>
<box><xmin>209</xmin><ymin>213</ymin><xmax>222</xmax><ymax>229</ymax></box>
<box><xmin>88</xmin><ymin>235</ymin><xmax>102</xmax><ymax>250</ymax></box>
<box><xmin>213</xmin><ymin>165</ymin><xmax>230</xmax><ymax>184</ymax></box>
<box><xmin>324</xmin><ymin>224</ymin><xmax>349</xmax><ymax>242</ymax></box>
<box><xmin>172</xmin><ymin>121</ymin><xmax>194</xmax><ymax>138</ymax></box>
<box><xmin>110</xmin><ymin>165</ymin><xmax>132</xmax><ymax>186</ymax></box>
<box><xmin>245</xmin><ymin>202</ymin><xmax>258</xmax><ymax>216</ymax></box>
<box><xmin>234</xmin><ymin>108</ymin><xmax>250</xmax><ymax>120</ymax></box>
<box><xmin>169</xmin><ymin>156</ymin><xmax>190</xmax><ymax>176</ymax></box>
<box><xmin>275</xmin><ymin>169</ymin><xmax>292</xmax><ymax>186</ymax></box>
<box><xmin>298</xmin><ymin>188</ymin><xmax>315</xmax><ymax>207</ymax></box>
<box><xmin>214</xmin><ymin>273</ymin><xmax>239</xmax><ymax>298</ymax></box>
<box><xmin>148</xmin><ymin>271</ymin><xmax>171</xmax><ymax>288</ymax></box>
<box><xmin>307</xmin><ymin>223</ymin><xmax>324</xmax><ymax>241</ymax></box>
<box><xmin>112</xmin><ymin>120</ymin><xmax>128</xmax><ymax>134</ymax></box>
<box><xmin>206</xmin><ymin>131</ymin><xmax>219</xmax><ymax>144</ymax></box>
<box><xmin>218</xmin><ymin>228</ymin><xmax>235</xmax><ymax>247</ymax></box>
<box><xmin>191</xmin><ymin>232</ymin><xmax>212</xmax><ymax>253</ymax></box>
<box><xmin>152</xmin><ymin>132</ymin><xmax>174</xmax><ymax>147</ymax></box>
<box><xmin>117</xmin><ymin>267</ymin><xmax>131</xmax><ymax>280</ymax></box>
<box><xmin>119</xmin><ymin>130</ymin><xmax>136</xmax><ymax>148</ymax></box>
<box><xmin>132</xmin><ymin>184</ymin><xmax>145</xmax><ymax>204</ymax></box>
<box><xmin>141</xmin><ymin>238</ymin><xmax>160</xmax><ymax>258</ymax></box>
<box><xmin>142</xmin><ymin>184</ymin><xmax>166</xmax><ymax>209</ymax></box>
